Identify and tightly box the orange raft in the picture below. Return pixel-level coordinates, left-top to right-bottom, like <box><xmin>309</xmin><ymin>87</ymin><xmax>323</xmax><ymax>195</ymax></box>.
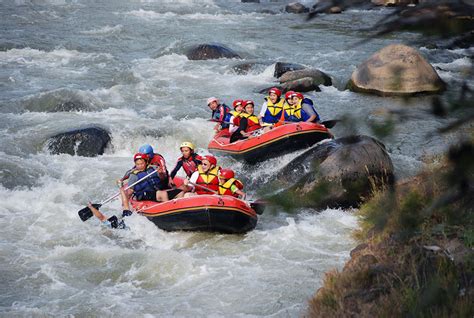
<box><xmin>208</xmin><ymin>122</ymin><xmax>333</xmax><ymax>163</ymax></box>
<box><xmin>130</xmin><ymin>194</ymin><xmax>258</xmax><ymax>234</ymax></box>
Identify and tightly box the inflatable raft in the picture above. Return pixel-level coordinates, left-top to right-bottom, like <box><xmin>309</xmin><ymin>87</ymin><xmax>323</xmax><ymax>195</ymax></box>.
<box><xmin>208</xmin><ymin>122</ymin><xmax>333</xmax><ymax>163</ymax></box>
<box><xmin>130</xmin><ymin>194</ymin><xmax>258</xmax><ymax>234</ymax></box>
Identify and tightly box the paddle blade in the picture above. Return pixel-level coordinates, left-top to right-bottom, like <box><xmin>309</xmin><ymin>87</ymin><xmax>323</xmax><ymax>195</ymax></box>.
<box><xmin>250</xmin><ymin>200</ymin><xmax>266</xmax><ymax>215</ymax></box>
<box><xmin>78</xmin><ymin>204</ymin><xmax>101</xmax><ymax>222</ymax></box>
<box><xmin>321</xmin><ymin>120</ymin><xmax>338</xmax><ymax>129</ymax></box>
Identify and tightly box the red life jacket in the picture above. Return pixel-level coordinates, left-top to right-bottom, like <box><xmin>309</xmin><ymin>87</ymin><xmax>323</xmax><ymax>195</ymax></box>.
<box><xmin>241</xmin><ymin>113</ymin><xmax>261</xmax><ymax>132</ymax></box>
<box><xmin>195</xmin><ymin>165</ymin><xmax>220</xmax><ymax>195</ymax></box>
<box><xmin>218</xmin><ymin>178</ymin><xmax>244</xmax><ymax>197</ymax></box>
<box><xmin>180</xmin><ymin>154</ymin><xmax>200</xmax><ymax>177</ymax></box>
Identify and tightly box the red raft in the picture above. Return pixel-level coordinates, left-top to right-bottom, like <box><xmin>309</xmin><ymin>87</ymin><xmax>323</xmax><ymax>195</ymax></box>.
<box><xmin>131</xmin><ymin>194</ymin><xmax>258</xmax><ymax>234</ymax></box>
<box><xmin>208</xmin><ymin>122</ymin><xmax>333</xmax><ymax>164</ymax></box>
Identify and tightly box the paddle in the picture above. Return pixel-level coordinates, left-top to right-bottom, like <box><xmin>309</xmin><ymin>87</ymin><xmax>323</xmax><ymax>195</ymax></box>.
<box><xmin>320</xmin><ymin>119</ymin><xmax>339</xmax><ymax>129</ymax></box>
<box><xmin>78</xmin><ymin>170</ymin><xmax>158</xmax><ymax>222</ymax></box>
<box><xmin>188</xmin><ymin>181</ymin><xmax>266</xmax><ymax>215</ymax></box>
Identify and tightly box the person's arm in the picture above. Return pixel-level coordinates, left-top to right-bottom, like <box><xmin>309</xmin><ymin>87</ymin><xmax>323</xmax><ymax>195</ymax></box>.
<box><xmin>184</xmin><ymin>171</ymin><xmax>199</xmax><ymax>192</ymax></box>
<box><xmin>302</xmin><ymin>103</ymin><xmax>317</xmax><ymax>122</ymax></box>
<box><xmin>170</xmin><ymin>159</ymin><xmax>183</xmax><ymax>179</ymax></box>
<box><xmin>88</xmin><ymin>202</ymin><xmax>107</xmax><ymax>222</ymax></box>
<box><xmin>258</xmin><ymin>102</ymin><xmax>267</xmax><ymax>120</ymax></box>
<box><xmin>230</xmin><ymin>184</ymin><xmax>246</xmax><ymax>199</ymax></box>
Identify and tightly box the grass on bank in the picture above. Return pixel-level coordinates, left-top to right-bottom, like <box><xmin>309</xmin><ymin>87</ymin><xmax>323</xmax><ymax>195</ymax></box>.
<box><xmin>306</xmin><ymin>141</ymin><xmax>474</xmax><ymax>317</ymax></box>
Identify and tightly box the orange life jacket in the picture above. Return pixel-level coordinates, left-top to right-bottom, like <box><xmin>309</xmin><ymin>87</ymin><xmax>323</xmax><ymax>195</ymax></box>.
<box><xmin>195</xmin><ymin>165</ymin><xmax>220</xmax><ymax>195</ymax></box>
<box><xmin>218</xmin><ymin>178</ymin><xmax>244</xmax><ymax>197</ymax></box>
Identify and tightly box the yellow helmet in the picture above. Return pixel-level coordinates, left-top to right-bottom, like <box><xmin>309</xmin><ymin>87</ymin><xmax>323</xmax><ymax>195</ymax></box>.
<box><xmin>179</xmin><ymin>141</ymin><xmax>195</xmax><ymax>151</ymax></box>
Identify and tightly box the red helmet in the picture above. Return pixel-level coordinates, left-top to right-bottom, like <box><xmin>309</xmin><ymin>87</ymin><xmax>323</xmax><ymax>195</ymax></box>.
<box><xmin>232</xmin><ymin>99</ymin><xmax>243</xmax><ymax>109</ymax></box>
<box><xmin>285</xmin><ymin>91</ymin><xmax>296</xmax><ymax>100</ymax></box>
<box><xmin>203</xmin><ymin>155</ymin><xmax>217</xmax><ymax>167</ymax></box>
<box><xmin>243</xmin><ymin>100</ymin><xmax>254</xmax><ymax>107</ymax></box>
<box><xmin>134</xmin><ymin>153</ymin><xmax>149</xmax><ymax>162</ymax></box>
<box><xmin>268</xmin><ymin>87</ymin><xmax>282</xmax><ymax>97</ymax></box>
<box><xmin>219</xmin><ymin>168</ymin><xmax>235</xmax><ymax>179</ymax></box>
<box><xmin>294</xmin><ymin>92</ymin><xmax>304</xmax><ymax>100</ymax></box>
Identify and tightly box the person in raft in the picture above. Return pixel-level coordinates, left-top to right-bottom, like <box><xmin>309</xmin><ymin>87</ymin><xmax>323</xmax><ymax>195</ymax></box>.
<box><xmin>169</xmin><ymin>141</ymin><xmax>202</xmax><ymax>183</ymax></box>
<box><xmin>284</xmin><ymin>92</ymin><xmax>320</xmax><ymax>123</ymax></box>
<box><xmin>87</xmin><ymin>186</ymin><xmax>131</xmax><ymax>229</ymax></box>
<box><xmin>120</xmin><ymin>144</ymin><xmax>172</xmax><ymax>188</ymax></box>
<box><xmin>229</xmin><ymin>100</ymin><xmax>262</xmax><ymax>143</ymax></box>
<box><xmin>207</xmin><ymin>97</ymin><xmax>231</xmax><ymax>132</ymax></box>
<box><xmin>218</xmin><ymin>168</ymin><xmax>246</xmax><ymax>199</ymax></box>
<box><xmin>258</xmin><ymin>87</ymin><xmax>284</xmax><ymax>126</ymax></box>
<box><xmin>229</xmin><ymin>99</ymin><xmax>244</xmax><ymax>134</ymax></box>
<box><xmin>127</xmin><ymin>153</ymin><xmax>184</xmax><ymax>202</ymax></box>
<box><xmin>183</xmin><ymin>155</ymin><xmax>220</xmax><ymax>196</ymax></box>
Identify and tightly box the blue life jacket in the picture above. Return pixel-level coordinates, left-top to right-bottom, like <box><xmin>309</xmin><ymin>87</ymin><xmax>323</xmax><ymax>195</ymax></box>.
<box><xmin>212</xmin><ymin>104</ymin><xmax>231</xmax><ymax>128</ymax></box>
<box><xmin>262</xmin><ymin>97</ymin><xmax>284</xmax><ymax>124</ymax></box>
<box><xmin>302</xmin><ymin>98</ymin><xmax>320</xmax><ymax>122</ymax></box>
<box><xmin>132</xmin><ymin>167</ymin><xmax>162</xmax><ymax>197</ymax></box>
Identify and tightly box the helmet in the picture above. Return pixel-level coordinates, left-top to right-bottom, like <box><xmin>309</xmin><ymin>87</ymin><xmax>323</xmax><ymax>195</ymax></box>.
<box><xmin>243</xmin><ymin>100</ymin><xmax>254</xmax><ymax>107</ymax></box>
<box><xmin>219</xmin><ymin>168</ymin><xmax>235</xmax><ymax>179</ymax></box>
<box><xmin>285</xmin><ymin>91</ymin><xmax>296</xmax><ymax>100</ymax></box>
<box><xmin>268</xmin><ymin>87</ymin><xmax>282</xmax><ymax>97</ymax></box>
<box><xmin>180</xmin><ymin>141</ymin><xmax>195</xmax><ymax>151</ymax></box>
<box><xmin>202</xmin><ymin>155</ymin><xmax>217</xmax><ymax>167</ymax></box>
<box><xmin>232</xmin><ymin>99</ymin><xmax>243</xmax><ymax>109</ymax></box>
<box><xmin>138</xmin><ymin>144</ymin><xmax>154</xmax><ymax>158</ymax></box>
<box><xmin>207</xmin><ymin>97</ymin><xmax>218</xmax><ymax>106</ymax></box>
<box><xmin>294</xmin><ymin>92</ymin><xmax>304</xmax><ymax>100</ymax></box>
<box><xmin>134</xmin><ymin>153</ymin><xmax>149</xmax><ymax>162</ymax></box>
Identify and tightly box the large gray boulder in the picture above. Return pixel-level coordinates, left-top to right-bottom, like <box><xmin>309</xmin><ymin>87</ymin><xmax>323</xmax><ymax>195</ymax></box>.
<box><xmin>274</xmin><ymin>62</ymin><xmax>306</xmax><ymax>78</ymax></box>
<box><xmin>186</xmin><ymin>44</ymin><xmax>241</xmax><ymax>60</ymax></box>
<box><xmin>272</xmin><ymin>135</ymin><xmax>394</xmax><ymax>209</ymax></box>
<box><xmin>280</xmin><ymin>68</ymin><xmax>332</xmax><ymax>86</ymax></box>
<box><xmin>285</xmin><ymin>2</ymin><xmax>309</xmax><ymax>13</ymax></box>
<box><xmin>347</xmin><ymin>44</ymin><xmax>446</xmax><ymax>96</ymax></box>
<box><xmin>47</xmin><ymin>127</ymin><xmax>111</xmax><ymax>157</ymax></box>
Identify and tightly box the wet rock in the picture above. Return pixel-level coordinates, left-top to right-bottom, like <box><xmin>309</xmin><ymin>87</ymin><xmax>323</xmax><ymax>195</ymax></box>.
<box><xmin>285</xmin><ymin>2</ymin><xmax>309</xmax><ymax>13</ymax></box>
<box><xmin>328</xmin><ymin>6</ymin><xmax>342</xmax><ymax>13</ymax></box>
<box><xmin>347</xmin><ymin>44</ymin><xmax>446</xmax><ymax>96</ymax></box>
<box><xmin>274</xmin><ymin>62</ymin><xmax>306</xmax><ymax>78</ymax></box>
<box><xmin>281</xmin><ymin>77</ymin><xmax>322</xmax><ymax>93</ymax></box>
<box><xmin>280</xmin><ymin>68</ymin><xmax>332</xmax><ymax>86</ymax></box>
<box><xmin>185</xmin><ymin>43</ymin><xmax>241</xmax><ymax>60</ymax></box>
<box><xmin>47</xmin><ymin>127</ymin><xmax>111</xmax><ymax>157</ymax></box>
<box><xmin>23</xmin><ymin>89</ymin><xmax>95</xmax><ymax>112</ymax></box>
<box><xmin>372</xmin><ymin>0</ymin><xmax>417</xmax><ymax>6</ymax></box>
<box><xmin>231</xmin><ymin>61</ymin><xmax>272</xmax><ymax>75</ymax></box>
<box><xmin>275</xmin><ymin>135</ymin><xmax>394</xmax><ymax>209</ymax></box>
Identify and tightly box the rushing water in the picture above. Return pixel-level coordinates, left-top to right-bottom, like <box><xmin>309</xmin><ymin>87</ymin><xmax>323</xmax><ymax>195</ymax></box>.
<box><xmin>0</xmin><ymin>0</ymin><xmax>471</xmax><ymax>316</ymax></box>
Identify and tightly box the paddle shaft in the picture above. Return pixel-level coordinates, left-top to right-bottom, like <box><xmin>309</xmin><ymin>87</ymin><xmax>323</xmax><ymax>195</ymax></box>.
<box><xmin>99</xmin><ymin>169</ymin><xmax>158</xmax><ymax>206</ymax></box>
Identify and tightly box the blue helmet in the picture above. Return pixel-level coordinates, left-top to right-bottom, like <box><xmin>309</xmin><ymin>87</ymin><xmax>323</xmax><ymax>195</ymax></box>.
<box><xmin>138</xmin><ymin>144</ymin><xmax>154</xmax><ymax>158</ymax></box>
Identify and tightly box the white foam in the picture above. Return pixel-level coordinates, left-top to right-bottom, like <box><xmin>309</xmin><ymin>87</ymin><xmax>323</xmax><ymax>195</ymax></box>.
<box><xmin>80</xmin><ymin>25</ymin><xmax>123</xmax><ymax>35</ymax></box>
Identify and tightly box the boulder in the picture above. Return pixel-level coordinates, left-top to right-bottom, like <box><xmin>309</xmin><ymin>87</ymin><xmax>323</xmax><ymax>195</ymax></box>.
<box><xmin>281</xmin><ymin>77</ymin><xmax>322</xmax><ymax>93</ymax></box>
<box><xmin>372</xmin><ymin>0</ymin><xmax>417</xmax><ymax>6</ymax></box>
<box><xmin>231</xmin><ymin>61</ymin><xmax>272</xmax><ymax>75</ymax></box>
<box><xmin>285</xmin><ymin>2</ymin><xmax>309</xmax><ymax>13</ymax></box>
<box><xmin>347</xmin><ymin>44</ymin><xmax>446</xmax><ymax>96</ymax></box>
<box><xmin>280</xmin><ymin>68</ymin><xmax>332</xmax><ymax>86</ymax></box>
<box><xmin>47</xmin><ymin>127</ymin><xmax>111</xmax><ymax>157</ymax></box>
<box><xmin>185</xmin><ymin>43</ymin><xmax>241</xmax><ymax>60</ymax></box>
<box><xmin>23</xmin><ymin>89</ymin><xmax>94</xmax><ymax>112</ymax></box>
<box><xmin>274</xmin><ymin>135</ymin><xmax>394</xmax><ymax>209</ymax></box>
<box><xmin>274</xmin><ymin>62</ymin><xmax>306</xmax><ymax>78</ymax></box>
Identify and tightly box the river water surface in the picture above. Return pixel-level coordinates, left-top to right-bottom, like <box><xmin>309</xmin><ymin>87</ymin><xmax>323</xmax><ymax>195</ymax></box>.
<box><xmin>0</xmin><ymin>0</ymin><xmax>471</xmax><ymax>316</ymax></box>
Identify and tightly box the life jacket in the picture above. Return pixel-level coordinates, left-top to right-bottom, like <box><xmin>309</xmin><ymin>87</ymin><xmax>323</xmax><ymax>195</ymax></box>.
<box><xmin>218</xmin><ymin>178</ymin><xmax>244</xmax><ymax>197</ymax></box>
<box><xmin>195</xmin><ymin>165</ymin><xmax>220</xmax><ymax>195</ymax></box>
<box><xmin>262</xmin><ymin>97</ymin><xmax>284</xmax><ymax>124</ymax></box>
<box><xmin>240</xmin><ymin>113</ymin><xmax>261</xmax><ymax>132</ymax></box>
<box><xmin>212</xmin><ymin>104</ymin><xmax>231</xmax><ymax>128</ymax></box>
<box><xmin>131</xmin><ymin>166</ymin><xmax>162</xmax><ymax>197</ymax></box>
<box><xmin>302</xmin><ymin>98</ymin><xmax>320</xmax><ymax>122</ymax></box>
<box><xmin>283</xmin><ymin>100</ymin><xmax>310</xmax><ymax>122</ymax></box>
<box><xmin>179</xmin><ymin>153</ymin><xmax>201</xmax><ymax>177</ymax></box>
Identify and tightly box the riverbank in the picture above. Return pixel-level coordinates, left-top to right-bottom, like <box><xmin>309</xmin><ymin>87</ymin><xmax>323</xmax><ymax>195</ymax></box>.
<box><xmin>306</xmin><ymin>141</ymin><xmax>474</xmax><ymax>316</ymax></box>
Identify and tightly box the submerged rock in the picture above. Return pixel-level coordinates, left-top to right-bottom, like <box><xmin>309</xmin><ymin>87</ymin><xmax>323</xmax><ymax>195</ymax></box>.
<box><xmin>47</xmin><ymin>127</ymin><xmax>111</xmax><ymax>157</ymax></box>
<box><xmin>185</xmin><ymin>44</ymin><xmax>241</xmax><ymax>60</ymax></box>
<box><xmin>285</xmin><ymin>2</ymin><xmax>309</xmax><ymax>13</ymax></box>
<box><xmin>274</xmin><ymin>135</ymin><xmax>394</xmax><ymax>209</ymax></box>
<box><xmin>347</xmin><ymin>44</ymin><xmax>446</xmax><ymax>96</ymax></box>
<box><xmin>274</xmin><ymin>62</ymin><xmax>306</xmax><ymax>78</ymax></box>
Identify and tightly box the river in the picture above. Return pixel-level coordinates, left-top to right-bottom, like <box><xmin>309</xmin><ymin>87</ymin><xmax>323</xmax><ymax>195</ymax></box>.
<box><xmin>0</xmin><ymin>0</ymin><xmax>470</xmax><ymax>316</ymax></box>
